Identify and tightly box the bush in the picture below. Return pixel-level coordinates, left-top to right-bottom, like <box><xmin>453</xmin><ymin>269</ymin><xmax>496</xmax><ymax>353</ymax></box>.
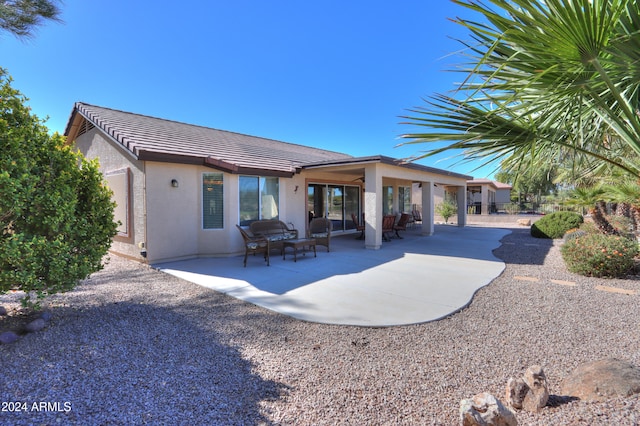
<box><xmin>0</xmin><ymin>70</ymin><xmax>118</xmax><ymax>307</ymax></box>
<box><xmin>531</xmin><ymin>211</ymin><xmax>584</xmax><ymax>239</ymax></box>
<box><xmin>435</xmin><ymin>200</ymin><xmax>457</xmax><ymax>223</ymax></box>
<box><xmin>561</xmin><ymin>233</ymin><xmax>639</xmax><ymax>278</ymax></box>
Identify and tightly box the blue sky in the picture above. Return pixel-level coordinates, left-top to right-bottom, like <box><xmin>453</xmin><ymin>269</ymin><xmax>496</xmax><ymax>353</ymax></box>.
<box><xmin>2</xmin><ymin>0</ymin><xmax>494</xmax><ymax>178</ymax></box>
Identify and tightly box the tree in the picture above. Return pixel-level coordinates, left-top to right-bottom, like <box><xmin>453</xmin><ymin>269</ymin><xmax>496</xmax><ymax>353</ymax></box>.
<box><xmin>566</xmin><ymin>186</ymin><xmax>619</xmax><ymax>235</ymax></box>
<box><xmin>435</xmin><ymin>200</ymin><xmax>457</xmax><ymax>224</ymax></box>
<box><xmin>0</xmin><ymin>0</ymin><xmax>62</xmax><ymax>38</ymax></box>
<box><xmin>0</xmin><ymin>69</ymin><xmax>118</xmax><ymax>307</ymax></box>
<box><xmin>495</xmin><ymin>164</ymin><xmax>558</xmax><ymax>204</ymax></box>
<box><xmin>400</xmin><ymin>0</ymin><xmax>640</xmax><ymax>182</ymax></box>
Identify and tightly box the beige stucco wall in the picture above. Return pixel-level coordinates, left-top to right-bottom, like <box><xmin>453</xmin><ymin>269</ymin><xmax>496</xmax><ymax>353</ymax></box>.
<box><xmin>143</xmin><ymin>165</ymin><xmax>311</xmax><ymax>263</ymax></box>
<box><xmin>73</xmin><ymin>129</ymin><xmax>146</xmax><ymax>261</ymax></box>
<box><xmin>75</xmin><ymin>125</ymin><xmax>469</xmax><ymax>261</ymax></box>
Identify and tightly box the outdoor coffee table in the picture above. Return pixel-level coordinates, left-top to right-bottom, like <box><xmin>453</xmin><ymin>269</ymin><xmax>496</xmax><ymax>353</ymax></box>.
<box><xmin>282</xmin><ymin>238</ymin><xmax>316</xmax><ymax>262</ymax></box>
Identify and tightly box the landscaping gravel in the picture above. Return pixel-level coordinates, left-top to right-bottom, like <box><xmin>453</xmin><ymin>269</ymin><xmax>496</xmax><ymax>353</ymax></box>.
<box><xmin>1</xmin><ymin>227</ymin><xmax>639</xmax><ymax>425</ymax></box>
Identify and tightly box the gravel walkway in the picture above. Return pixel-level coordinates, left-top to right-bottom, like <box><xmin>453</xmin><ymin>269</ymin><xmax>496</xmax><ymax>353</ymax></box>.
<box><xmin>1</xmin><ymin>227</ymin><xmax>639</xmax><ymax>425</ymax></box>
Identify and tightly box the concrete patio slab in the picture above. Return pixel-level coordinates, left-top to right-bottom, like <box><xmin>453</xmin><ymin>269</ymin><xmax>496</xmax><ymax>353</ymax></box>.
<box><xmin>155</xmin><ymin>225</ymin><xmax>511</xmax><ymax>326</ymax></box>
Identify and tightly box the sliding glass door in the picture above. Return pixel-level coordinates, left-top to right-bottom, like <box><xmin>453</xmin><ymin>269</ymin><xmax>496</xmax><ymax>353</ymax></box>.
<box><xmin>308</xmin><ymin>183</ymin><xmax>361</xmax><ymax>232</ymax></box>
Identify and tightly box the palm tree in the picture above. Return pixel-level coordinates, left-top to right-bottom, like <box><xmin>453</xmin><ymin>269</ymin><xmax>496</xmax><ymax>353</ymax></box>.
<box><xmin>605</xmin><ymin>181</ymin><xmax>640</xmax><ymax>229</ymax></box>
<box><xmin>567</xmin><ymin>186</ymin><xmax>619</xmax><ymax>235</ymax></box>
<box><xmin>399</xmin><ymin>0</ymin><xmax>640</xmax><ymax>181</ymax></box>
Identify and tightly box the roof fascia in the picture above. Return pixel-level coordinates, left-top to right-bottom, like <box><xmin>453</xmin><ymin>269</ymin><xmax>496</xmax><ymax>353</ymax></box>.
<box><xmin>67</xmin><ymin>107</ymin><xmax>141</xmax><ymax>163</ymax></box>
<box><xmin>302</xmin><ymin>155</ymin><xmax>472</xmax><ymax>180</ymax></box>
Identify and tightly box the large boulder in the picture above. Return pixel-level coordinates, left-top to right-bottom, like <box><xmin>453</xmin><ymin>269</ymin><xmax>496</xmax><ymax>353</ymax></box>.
<box><xmin>561</xmin><ymin>359</ymin><xmax>640</xmax><ymax>401</ymax></box>
<box><xmin>459</xmin><ymin>392</ymin><xmax>517</xmax><ymax>426</ymax></box>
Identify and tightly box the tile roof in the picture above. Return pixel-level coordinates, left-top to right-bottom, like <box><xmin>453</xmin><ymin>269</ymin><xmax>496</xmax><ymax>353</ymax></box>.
<box><xmin>65</xmin><ymin>102</ymin><xmax>353</xmax><ymax>176</ymax></box>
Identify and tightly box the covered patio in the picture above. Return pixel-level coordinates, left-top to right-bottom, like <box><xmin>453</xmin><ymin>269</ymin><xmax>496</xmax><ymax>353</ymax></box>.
<box><xmin>155</xmin><ymin>225</ymin><xmax>510</xmax><ymax>327</ymax></box>
<box><xmin>301</xmin><ymin>156</ymin><xmax>470</xmax><ymax>250</ymax></box>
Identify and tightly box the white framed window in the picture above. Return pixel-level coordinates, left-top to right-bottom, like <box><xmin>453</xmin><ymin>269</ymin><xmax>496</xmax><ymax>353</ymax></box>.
<box><xmin>239</xmin><ymin>176</ymin><xmax>279</xmax><ymax>226</ymax></box>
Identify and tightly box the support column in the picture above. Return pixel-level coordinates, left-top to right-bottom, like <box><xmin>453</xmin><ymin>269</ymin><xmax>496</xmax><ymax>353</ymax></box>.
<box><xmin>481</xmin><ymin>187</ymin><xmax>489</xmax><ymax>215</ymax></box>
<box><xmin>364</xmin><ymin>164</ymin><xmax>383</xmax><ymax>249</ymax></box>
<box><xmin>421</xmin><ymin>181</ymin><xmax>434</xmax><ymax>236</ymax></box>
<box><xmin>456</xmin><ymin>186</ymin><xmax>467</xmax><ymax>227</ymax></box>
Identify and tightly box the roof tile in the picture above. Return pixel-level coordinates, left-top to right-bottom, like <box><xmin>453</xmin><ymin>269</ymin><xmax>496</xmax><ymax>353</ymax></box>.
<box><xmin>67</xmin><ymin>103</ymin><xmax>352</xmax><ymax>175</ymax></box>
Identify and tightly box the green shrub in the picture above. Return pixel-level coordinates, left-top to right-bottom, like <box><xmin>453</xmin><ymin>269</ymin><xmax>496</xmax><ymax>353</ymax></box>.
<box><xmin>435</xmin><ymin>200</ymin><xmax>457</xmax><ymax>223</ymax></box>
<box><xmin>531</xmin><ymin>211</ymin><xmax>584</xmax><ymax>239</ymax></box>
<box><xmin>0</xmin><ymin>70</ymin><xmax>118</xmax><ymax>307</ymax></box>
<box><xmin>561</xmin><ymin>233</ymin><xmax>639</xmax><ymax>278</ymax></box>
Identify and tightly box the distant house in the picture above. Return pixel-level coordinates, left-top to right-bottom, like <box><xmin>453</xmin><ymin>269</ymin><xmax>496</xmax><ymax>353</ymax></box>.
<box><xmin>466</xmin><ymin>179</ymin><xmax>513</xmax><ymax>215</ymax></box>
<box><xmin>64</xmin><ymin>103</ymin><xmax>471</xmax><ymax>263</ymax></box>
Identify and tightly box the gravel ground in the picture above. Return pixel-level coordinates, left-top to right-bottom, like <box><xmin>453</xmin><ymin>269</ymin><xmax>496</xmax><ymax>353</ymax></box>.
<box><xmin>1</xmin><ymin>227</ymin><xmax>639</xmax><ymax>425</ymax></box>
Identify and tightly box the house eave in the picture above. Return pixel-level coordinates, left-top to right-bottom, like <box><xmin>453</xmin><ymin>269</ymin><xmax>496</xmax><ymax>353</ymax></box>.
<box><xmin>302</xmin><ymin>155</ymin><xmax>473</xmax><ymax>180</ymax></box>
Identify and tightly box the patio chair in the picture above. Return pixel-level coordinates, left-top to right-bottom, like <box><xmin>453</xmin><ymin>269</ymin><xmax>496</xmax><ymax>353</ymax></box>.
<box><xmin>382</xmin><ymin>215</ymin><xmax>396</xmax><ymax>242</ymax></box>
<box><xmin>307</xmin><ymin>217</ymin><xmax>332</xmax><ymax>252</ymax></box>
<box><xmin>236</xmin><ymin>225</ymin><xmax>270</xmax><ymax>267</ymax></box>
<box><xmin>412</xmin><ymin>209</ymin><xmax>423</xmax><ymax>227</ymax></box>
<box><xmin>350</xmin><ymin>213</ymin><xmax>365</xmax><ymax>239</ymax></box>
<box><xmin>393</xmin><ymin>213</ymin><xmax>411</xmax><ymax>239</ymax></box>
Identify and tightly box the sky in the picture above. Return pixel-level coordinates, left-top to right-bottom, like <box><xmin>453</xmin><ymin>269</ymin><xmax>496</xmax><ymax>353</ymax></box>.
<box><xmin>1</xmin><ymin>0</ymin><xmax>495</xmax><ymax>178</ymax></box>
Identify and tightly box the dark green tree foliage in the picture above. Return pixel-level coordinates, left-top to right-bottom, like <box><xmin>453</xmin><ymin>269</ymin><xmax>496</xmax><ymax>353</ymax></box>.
<box><xmin>0</xmin><ymin>70</ymin><xmax>117</xmax><ymax>306</ymax></box>
<box><xmin>0</xmin><ymin>0</ymin><xmax>61</xmax><ymax>38</ymax></box>
<box><xmin>531</xmin><ymin>211</ymin><xmax>584</xmax><ymax>239</ymax></box>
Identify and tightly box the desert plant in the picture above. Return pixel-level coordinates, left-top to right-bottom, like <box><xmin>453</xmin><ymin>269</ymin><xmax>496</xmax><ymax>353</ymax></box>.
<box><xmin>531</xmin><ymin>211</ymin><xmax>584</xmax><ymax>239</ymax></box>
<box><xmin>435</xmin><ymin>200</ymin><xmax>457</xmax><ymax>223</ymax></box>
<box><xmin>561</xmin><ymin>233</ymin><xmax>638</xmax><ymax>278</ymax></box>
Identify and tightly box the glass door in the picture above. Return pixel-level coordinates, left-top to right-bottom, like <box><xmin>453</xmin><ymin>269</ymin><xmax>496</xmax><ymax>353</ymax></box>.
<box><xmin>327</xmin><ymin>185</ymin><xmax>344</xmax><ymax>231</ymax></box>
<box><xmin>344</xmin><ymin>186</ymin><xmax>360</xmax><ymax>231</ymax></box>
<box><xmin>308</xmin><ymin>183</ymin><xmax>361</xmax><ymax>232</ymax></box>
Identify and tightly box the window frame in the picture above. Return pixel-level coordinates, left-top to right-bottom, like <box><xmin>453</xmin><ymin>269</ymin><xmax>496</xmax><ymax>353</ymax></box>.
<box><xmin>238</xmin><ymin>175</ymin><xmax>280</xmax><ymax>226</ymax></box>
<box><xmin>202</xmin><ymin>172</ymin><xmax>224</xmax><ymax>230</ymax></box>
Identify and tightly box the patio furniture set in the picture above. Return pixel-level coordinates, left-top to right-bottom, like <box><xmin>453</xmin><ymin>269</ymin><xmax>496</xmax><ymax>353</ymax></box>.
<box><xmin>351</xmin><ymin>212</ymin><xmax>417</xmax><ymax>241</ymax></box>
<box><xmin>236</xmin><ymin>218</ymin><xmax>331</xmax><ymax>267</ymax></box>
<box><xmin>238</xmin><ymin>212</ymin><xmax>418</xmax><ymax>267</ymax></box>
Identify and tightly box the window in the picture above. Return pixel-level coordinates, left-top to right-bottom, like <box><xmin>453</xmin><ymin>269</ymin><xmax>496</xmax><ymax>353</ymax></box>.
<box><xmin>239</xmin><ymin>176</ymin><xmax>279</xmax><ymax>225</ymax></box>
<box><xmin>399</xmin><ymin>186</ymin><xmax>412</xmax><ymax>213</ymax></box>
<box><xmin>105</xmin><ymin>168</ymin><xmax>130</xmax><ymax>237</ymax></box>
<box><xmin>203</xmin><ymin>173</ymin><xmax>224</xmax><ymax>229</ymax></box>
<box><xmin>383</xmin><ymin>186</ymin><xmax>394</xmax><ymax>215</ymax></box>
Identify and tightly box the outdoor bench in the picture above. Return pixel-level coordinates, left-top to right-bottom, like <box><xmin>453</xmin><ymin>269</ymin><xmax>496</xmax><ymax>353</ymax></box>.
<box><xmin>249</xmin><ymin>220</ymin><xmax>299</xmax><ymax>253</ymax></box>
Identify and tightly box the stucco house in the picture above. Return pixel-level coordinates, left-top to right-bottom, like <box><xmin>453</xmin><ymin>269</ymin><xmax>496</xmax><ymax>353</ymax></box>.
<box><xmin>64</xmin><ymin>103</ymin><xmax>471</xmax><ymax>264</ymax></box>
<box><xmin>466</xmin><ymin>179</ymin><xmax>513</xmax><ymax>215</ymax></box>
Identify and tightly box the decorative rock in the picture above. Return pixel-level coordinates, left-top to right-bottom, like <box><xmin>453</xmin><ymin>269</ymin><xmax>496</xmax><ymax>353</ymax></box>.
<box><xmin>561</xmin><ymin>358</ymin><xmax>640</xmax><ymax>401</ymax></box>
<box><xmin>459</xmin><ymin>392</ymin><xmax>517</xmax><ymax>426</ymax></box>
<box><xmin>522</xmin><ymin>365</ymin><xmax>549</xmax><ymax>412</ymax></box>
<box><xmin>505</xmin><ymin>377</ymin><xmax>528</xmax><ymax>409</ymax></box>
<box><xmin>0</xmin><ymin>331</ymin><xmax>19</xmax><ymax>344</ymax></box>
<box><xmin>505</xmin><ymin>365</ymin><xmax>549</xmax><ymax>413</ymax></box>
<box><xmin>0</xmin><ymin>306</ymin><xmax>7</xmax><ymax>316</ymax></box>
<box><xmin>516</xmin><ymin>219</ymin><xmax>531</xmax><ymax>226</ymax></box>
<box><xmin>25</xmin><ymin>318</ymin><xmax>47</xmax><ymax>333</ymax></box>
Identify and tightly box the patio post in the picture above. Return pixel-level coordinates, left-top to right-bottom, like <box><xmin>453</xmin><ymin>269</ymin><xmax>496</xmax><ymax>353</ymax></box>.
<box><xmin>421</xmin><ymin>181</ymin><xmax>434</xmax><ymax>236</ymax></box>
<box><xmin>364</xmin><ymin>164</ymin><xmax>383</xmax><ymax>249</ymax></box>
